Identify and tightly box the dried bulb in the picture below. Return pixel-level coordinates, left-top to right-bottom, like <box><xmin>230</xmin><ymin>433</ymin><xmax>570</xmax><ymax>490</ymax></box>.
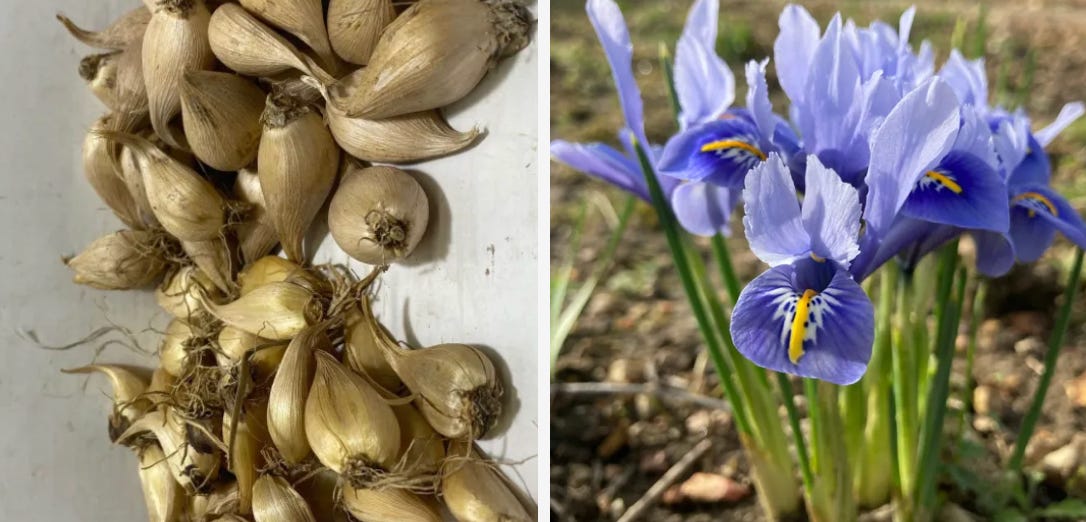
<box><xmin>80</xmin><ymin>40</ymin><xmax>149</xmax><ymax>114</ymax></box>
<box><xmin>180</xmin><ymin>237</ymin><xmax>238</xmax><ymax>294</ymax></box>
<box><xmin>143</xmin><ymin>0</ymin><xmax>216</xmax><ymax>147</ymax></box>
<box><xmin>382</xmin><ymin>341</ymin><xmax>502</xmax><ymax>440</ymax></box>
<box><xmin>340</xmin><ymin>485</ymin><xmax>443</xmax><ymax>522</ymax></box>
<box><xmin>326</xmin><ymin>103</ymin><xmax>480</xmax><ymax>164</ymax></box>
<box><xmin>238</xmin><ymin>0</ymin><xmax>338</xmax><ymax>71</ymax></box>
<box><xmin>208</xmin><ymin>4</ymin><xmax>331</xmax><ymax>82</ymax></box>
<box><xmin>238</xmin><ymin>256</ymin><xmax>304</xmax><ymax>296</ymax></box>
<box><xmin>442</xmin><ymin>441</ymin><xmax>532</xmax><ymax>522</ymax></box>
<box><xmin>268</xmin><ymin>325</ymin><xmax>329</xmax><ymax>464</ymax></box>
<box><xmin>252</xmin><ymin>475</ymin><xmax>317</xmax><ymax>522</ymax></box>
<box><xmin>294</xmin><ymin>470</ymin><xmax>349</xmax><ymax>522</ymax></box>
<box><xmin>394</xmin><ymin>404</ymin><xmax>445</xmax><ymax>477</ymax></box>
<box><xmin>100</xmin><ymin>131</ymin><xmax>226</xmax><ymax>242</ymax></box>
<box><xmin>305</xmin><ymin>351</ymin><xmax>401</xmax><ymax>482</ymax></box>
<box><xmin>67</xmin><ymin>229</ymin><xmax>168</xmax><ymax>290</ymax></box>
<box><xmin>216</xmin><ymin>326</ymin><xmax>268</xmax><ymax>366</ymax></box>
<box><xmin>84</xmin><ymin>116</ymin><xmax>144</xmax><ymax>229</ymax></box>
<box><xmin>202</xmin><ymin>280</ymin><xmax>322</xmax><ymax>340</ymax></box>
<box><xmin>160</xmin><ymin>319</ymin><xmax>197</xmax><ymax>377</ymax></box>
<box><xmin>118</xmin><ymin>409</ymin><xmax>222</xmax><ymax>494</ymax></box>
<box><xmin>57</xmin><ymin>7</ymin><xmax>151</xmax><ymax>50</ymax></box>
<box><xmin>137</xmin><ymin>443</ymin><xmax>186</xmax><ymax>522</ymax></box>
<box><xmin>328</xmin><ymin>165</ymin><xmax>429</xmax><ymax>265</ymax></box>
<box><xmin>343</xmin><ymin>300</ymin><xmax>402</xmax><ymax>392</ymax></box>
<box><xmin>62</xmin><ymin>364</ymin><xmax>152</xmax><ymax>442</ymax></box>
<box><xmin>223</xmin><ymin>401</ymin><xmax>270</xmax><ymax>515</ymax></box>
<box><xmin>180</xmin><ymin>71</ymin><xmax>266</xmax><ymax>171</ymax></box>
<box><xmin>328</xmin><ymin>0</ymin><xmax>532</xmax><ymax>119</ymax></box>
<box><xmin>147</xmin><ymin>367</ymin><xmax>178</xmax><ymax>410</ymax></box>
<box><xmin>327</xmin><ymin>0</ymin><xmax>396</xmax><ymax>65</ymax></box>
<box><xmin>258</xmin><ymin>89</ymin><xmax>340</xmax><ymax>263</ymax></box>
<box><xmin>157</xmin><ymin>266</ymin><xmax>218</xmax><ymax>324</ymax></box>
<box><xmin>118</xmin><ymin>129</ymin><xmax>197</xmax><ymax>229</ymax></box>
<box><xmin>195</xmin><ymin>481</ymin><xmax>241</xmax><ymax>520</ymax></box>
<box><xmin>234</xmin><ymin>170</ymin><xmax>280</xmax><ymax>264</ymax></box>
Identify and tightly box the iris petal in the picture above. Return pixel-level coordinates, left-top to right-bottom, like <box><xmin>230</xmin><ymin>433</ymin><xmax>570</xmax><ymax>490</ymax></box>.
<box><xmin>743</xmin><ymin>153</ymin><xmax>810</xmax><ymax>266</ymax></box>
<box><xmin>731</xmin><ymin>258</ymin><xmax>874</xmax><ymax>385</ymax></box>
<box><xmin>671</xmin><ymin>181</ymin><xmax>740</xmax><ymax>237</ymax></box>
<box><xmin>1013</xmin><ymin>186</ymin><xmax>1086</xmax><ymax>251</ymax></box>
<box><xmin>1035</xmin><ymin>102</ymin><xmax>1085</xmax><ymax>148</ymax></box>
<box><xmin>865</xmin><ymin>79</ymin><xmax>961</xmax><ymax>237</ymax></box>
<box><xmin>900</xmin><ymin>150</ymin><xmax>1010</xmax><ymax>232</ymax></box>
<box><xmin>773</xmin><ymin>4</ymin><xmax>820</xmax><ymax>106</ymax></box>
<box><xmin>971</xmin><ymin>230</ymin><xmax>1016</xmax><ymax>277</ymax></box>
<box><xmin>675</xmin><ymin>0</ymin><xmax>734</xmax><ymax>129</ymax></box>
<box><xmin>587</xmin><ymin>0</ymin><xmax>648</xmax><ymax>146</ymax></box>
<box><xmin>802</xmin><ymin>155</ymin><xmax>862</xmax><ymax>267</ymax></box>
<box><xmin>551</xmin><ymin>140</ymin><xmax>648</xmax><ymax>201</ymax></box>
<box><xmin>658</xmin><ymin>118</ymin><xmax>766</xmax><ymax>184</ymax></box>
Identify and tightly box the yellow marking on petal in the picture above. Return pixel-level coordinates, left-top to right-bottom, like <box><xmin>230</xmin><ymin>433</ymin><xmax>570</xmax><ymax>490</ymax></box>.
<box><xmin>810</xmin><ymin>253</ymin><xmax>826</xmax><ymax>262</ymax></box>
<box><xmin>924</xmin><ymin>171</ymin><xmax>963</xmax><ymax>194</ymax></box>
<box><xmin>700</xmin><ymin>139</ymin><xmax>767</xmax><ymax>161</ymax></box>
<box><xmin>1012</xmin><ymin>191</ymin><xmax>1059</xmax><ymax>218</ymax></box>
<box><xmin>789</xmin><ymin>289</ymin><xmax>818</xmax><ymax>365</ymax></box>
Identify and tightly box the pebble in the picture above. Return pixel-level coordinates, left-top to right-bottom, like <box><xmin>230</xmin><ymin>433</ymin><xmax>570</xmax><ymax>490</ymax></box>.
<box><xmin>1013</xmin><ymin>336</ymin><xmax>1045</xmax><ymax>356</ymax></box>
<box><xmin>660</xmin><ymin>472</ymin><xmax>751</xmax><ymax>504</ymax></box>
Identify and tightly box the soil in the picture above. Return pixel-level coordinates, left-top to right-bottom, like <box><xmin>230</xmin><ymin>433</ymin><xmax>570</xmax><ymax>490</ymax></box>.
<box><xmin>550</xmin><ymin>1</ymin><xmax>1086</xmax><ymax>520</ymax></box>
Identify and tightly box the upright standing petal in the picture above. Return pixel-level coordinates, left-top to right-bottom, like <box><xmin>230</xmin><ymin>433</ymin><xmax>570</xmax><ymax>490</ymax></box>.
<box><xmin>745</xmin><ymin>59</ymin><xmax>775</xmax><ymax>144</ymax></box>
<box><xmin>774</xmin><ymin>4</ymin><xmax>821</xmax><ymax>106</ymax></box>
<box><xmin>587</xmin><ymin>0</ymin><xmax>648</xmax><ymax>146</ymax></box>
<box><xmin>730</xmin><ymin>258</ymin><xmax>874</xmax><ymax>385</ymax></box>
<box><xmin>865</xmin><ymin>79</ymin><xmax>961</xmax><ymax>237</ymax></box>
<box><xmin>797</xmin><ymin>15</ymin><xmax>863</xmax><ymax>163</ymax></box>
<box><xmin>801</xmin><ymin>155</ymin><xmax>861</xmax><ymax>267</ymax></box>
<box><xmin>939</xmin><ymin>50</ymin><xmax>988</xmax><ymax>109</ymax></box>
<box><xmin>1034</xmin><ymin>102</ymin><xmax>1085</xmax><ymax>147</ymax></box>
<box><xmin>743</xmin><ymin>154</ymin><xmax>810</xmax><ymax>265</ymax></box>
<box><xmin>897</xmin><ymin>6</ymin><xmax>917</xmax><ymax>50</ymax></box>
<box><xmin>674</xmin><ymin>0</ymin><xmax>733</xmax><ymax>129</ymax></box>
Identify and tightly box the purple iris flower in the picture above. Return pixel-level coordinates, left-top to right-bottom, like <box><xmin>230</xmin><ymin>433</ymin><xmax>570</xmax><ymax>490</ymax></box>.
<box><xmin>550</xmin><ymin>0</ymin><xmax>679</xmax><ymax>203</ymax></box>
<box><xmin>651</xmin><ymin>0</ymin><xmax>801</xmax><ymax>237</ymax></box>
<box><xmin>853</xmin><ymin>79</ymin><xmax>1013</xmax><ymax>279</ymax></box>
<box><xmin>985</xmin><ymin>107</ymin><xmax>1086</xmax><ymax>265</ymax></box>
<box><xmin>730</xmin><ymin>153</ymin><xmax>874</xmax><ymax>385</ymax></box>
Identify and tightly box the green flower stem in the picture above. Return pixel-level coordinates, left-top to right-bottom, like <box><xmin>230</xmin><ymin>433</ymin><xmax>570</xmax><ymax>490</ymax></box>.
<box><xmin>892</xmin><ymin>271</ymin><xmax>919</xmax><ymax>511</ymax></box>
<box><xmin>631</xmin><ymin>138</ymin><xmax>753</xmax><ymax>438</ymax></box>
<box><xmin>958</xmin><ymin>279</ymin><xmax>987</xmax><ymax>434</ymax></box>
<box><xmin>1009</xmin><ymin>248</ymin><xmax>1085</xmax><ymax>472</ymax></box>
<box><xmin>916</xmin><ymin>261</ymin><xmax>967</xmax><ymax>518</ymax></box>
<box><xmin>856</xmin><ymin>266</ymin><xmax>898</xmax><ymax>507</ymax></box>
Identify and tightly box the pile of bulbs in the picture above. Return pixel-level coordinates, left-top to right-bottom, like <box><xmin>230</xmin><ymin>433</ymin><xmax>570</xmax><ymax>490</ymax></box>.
<box><xmin>58</xmin><ymin>0</ymin><xmax>533</xmax><ymax>521</ymax></box>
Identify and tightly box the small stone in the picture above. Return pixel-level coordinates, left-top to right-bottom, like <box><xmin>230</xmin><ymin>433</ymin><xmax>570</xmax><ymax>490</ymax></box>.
<box><xmin>639</xmin><ymin>450</ymin><xmax>669</xmax><ymax>474</ymax></box>
<box><xmin>973</xmin><ymin>415</ymin><xmax>998</xmax><ymax>434</ymax></box>
<box><xmin>661</xmin><ymin>485</ymin><xmax>685</xmax><ymax>504</ymax></box>
<box><xmin>634</xmin><ymin>393</ymin><xmax>657</xmax><ymax>419</ymax></box>
<box><xmin>1041</xmin><ymin>437</ymin><xmax>1084</xmax><ymax>481</ymax></box>
<box><xmin>1024</xmin><ymin>429</ymin><xmax>1061</xmax><ymax>466</ymax></box>
<box><xmin>1014</xmin><ymin>336</ymin><xmax>1045</xmax><ymax>356</ymax></box>
<box><xmin>973</xmin><ymin>385</ymin><xmax>999</xmax><ymax>416</ymax></box>
<box><xmin>685</xmin><ymin>410</ymin><xmax>712</xmax><ymax>436</ymax></box>
<box><xmin>605</xmin><ymin>359</ymin><xmax>642</xmax><ymax>384</ymax></box>
<box><xmin>678</xmin><ymin>472</ymin><xmax>751</xmax><ymax>503</ymax></box>
<box><xmin>608</xmin><ymin>498</ymin><xmax>625</xmax><ymax>519</ymax></box>
<box><xmin>1065</xmin><ymin>371</ymin><xmax>1086</xmax><ymax>408</ymax></box>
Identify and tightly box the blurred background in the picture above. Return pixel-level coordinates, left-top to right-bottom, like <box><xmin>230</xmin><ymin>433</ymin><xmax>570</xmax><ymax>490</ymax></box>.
<box><xmin>550</xmin><ymin>1</ymin><xmax>1086</xmax><ymax>520</ymax></box>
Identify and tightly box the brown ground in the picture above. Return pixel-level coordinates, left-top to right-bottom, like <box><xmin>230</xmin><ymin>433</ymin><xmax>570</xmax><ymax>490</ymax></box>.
<box><xmin>550</xmin><ymin>1</ymin><xmax>1086</xmax><ymax>520</ymax></box>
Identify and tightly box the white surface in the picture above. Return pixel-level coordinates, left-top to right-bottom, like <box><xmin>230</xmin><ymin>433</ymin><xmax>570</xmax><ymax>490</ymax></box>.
<box><xmin>0</xmin><ymin>1</ymin><xmax>538</xmax><ymax>519</ymax></box>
